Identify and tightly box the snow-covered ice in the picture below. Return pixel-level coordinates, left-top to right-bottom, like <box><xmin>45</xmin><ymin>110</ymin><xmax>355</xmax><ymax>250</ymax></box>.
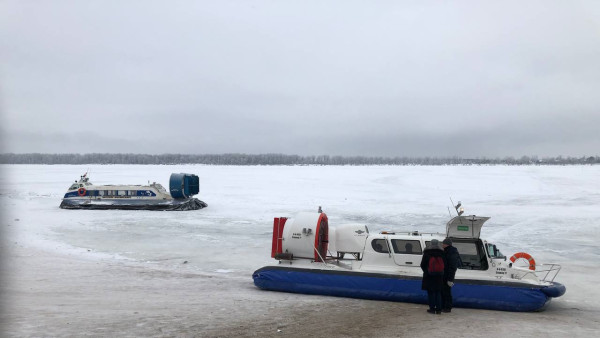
<box><xmin>1</xmin><ymin>164</ymin><xmax>599</xmax><ymax>337</ymax></box>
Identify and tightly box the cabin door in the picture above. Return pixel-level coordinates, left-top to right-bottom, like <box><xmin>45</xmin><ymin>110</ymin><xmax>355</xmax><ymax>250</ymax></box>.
<box><xmin>372</xmin><ymin>236</ymin><xmax>396</xmax><ymax>262</ymax></box>
<box><xmin>389</xmin><ymin>238</ymin><xmax>424</xmax><ymax>267</ymax></box>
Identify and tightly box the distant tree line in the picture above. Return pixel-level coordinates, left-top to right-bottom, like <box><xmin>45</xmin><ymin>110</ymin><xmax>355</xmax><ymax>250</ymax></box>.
<box><xmin>1</xmin><ymin>153</ymin><xmax>598</xmax><ymax>165</ymax></box>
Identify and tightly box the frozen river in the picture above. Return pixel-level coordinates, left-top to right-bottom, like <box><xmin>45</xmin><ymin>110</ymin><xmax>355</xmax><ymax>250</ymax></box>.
<box><xmin>2</xmin><ymin>165</ymin><xmax>599</xmax><ymax>272</ymax></box>
<box><xmin>1</xmin><ymin>164</ymin><xmax>600</xmax><ymax>336</ymax></box>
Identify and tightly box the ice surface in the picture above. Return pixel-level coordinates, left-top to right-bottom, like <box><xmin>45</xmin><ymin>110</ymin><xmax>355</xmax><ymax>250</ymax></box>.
<box><xmin>2</xmin><ymin>165</ymin><xmax>599</xmax><ymax>275</ymax></box>
<box><xmin>1</xmin><ymin>164</ymin><xmax>600</xmax><ymax>336</ymax></box>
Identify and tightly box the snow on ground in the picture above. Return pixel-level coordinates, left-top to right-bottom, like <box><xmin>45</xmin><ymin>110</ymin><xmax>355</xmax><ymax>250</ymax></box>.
<box><xmin>1</xmin><ymin>164</ymin><xmax>599</xmax><ymax>337</ymax></box>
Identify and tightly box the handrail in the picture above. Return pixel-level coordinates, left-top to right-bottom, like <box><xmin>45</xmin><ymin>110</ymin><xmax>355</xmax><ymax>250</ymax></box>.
<box><xmin>535</xmin><ymin>263</ymin><xmax>562</xmax><ymax>282</ymax></box>
<box><xmin>380</xmin><ymin>231</ymin><xmax>443</xmax><ymax>236</ymax></box>
<box><xmin>511</xmin><ymin>263</ymin><xmax>561</xmax><ymax>282</ymax></box>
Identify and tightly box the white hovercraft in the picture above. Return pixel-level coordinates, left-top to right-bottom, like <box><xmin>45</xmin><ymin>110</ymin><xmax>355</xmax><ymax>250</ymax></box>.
<box><xmin>253</xmin><ymin>205</ymin><xmax>565</xmax><ymax>311</ymax></box>
<box><xmin>60</xmin><ymin>173</ymin><xmax>207</xmax><ymax>210</ymax></box>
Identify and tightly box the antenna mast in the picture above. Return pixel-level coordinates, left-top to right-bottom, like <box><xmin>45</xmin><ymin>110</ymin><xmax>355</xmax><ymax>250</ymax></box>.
<box><xmin>449</xmin><ymin>197</ymin><xmax>464</xmax><ymax>216</ymax></box>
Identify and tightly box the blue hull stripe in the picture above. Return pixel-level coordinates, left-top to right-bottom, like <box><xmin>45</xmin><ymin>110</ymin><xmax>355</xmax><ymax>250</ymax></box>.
<box><xmin>253</xmin><ymin>266</ymin><xmax>560</xmax><ymax>312</ymax></box>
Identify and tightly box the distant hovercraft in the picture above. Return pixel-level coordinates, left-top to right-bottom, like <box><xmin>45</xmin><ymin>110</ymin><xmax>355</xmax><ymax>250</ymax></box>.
<box><xmin>60</xmin><ymin>173</ymin><xmax>208</xmax><ymax>210</ymax></box>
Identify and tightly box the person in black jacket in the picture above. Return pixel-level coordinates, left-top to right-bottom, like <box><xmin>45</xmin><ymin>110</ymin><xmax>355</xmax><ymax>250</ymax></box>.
<box><xmin>442</xmin><ymin>238</ymin><xmax>461</xmax><ymax>312</ymax></box>
<box><xmin>420</xmin><ymin>239</ymin><xmax>445</xmax><ymax>314</ymax></box>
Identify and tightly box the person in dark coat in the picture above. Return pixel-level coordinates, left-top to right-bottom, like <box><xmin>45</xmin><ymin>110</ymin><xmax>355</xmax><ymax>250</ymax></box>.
<box><xmin>420</xmin><ymin>239</ymin><xmax>445</xmax><ymax>314</ymax></box>
<box><xmin>442</xmin><ymin>238</ymin><xmax>461</xmax><ymax>312</ymax></box>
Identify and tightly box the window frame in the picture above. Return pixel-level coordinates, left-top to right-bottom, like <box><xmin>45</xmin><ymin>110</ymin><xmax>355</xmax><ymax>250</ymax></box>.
<box><xmin>452</xmin><ymin>239</ymin><xmax>489</xmax><ymax>271</ymax></box>
<box><xmin>371</xmin><ymin>239</ymin><xmax>391</xmax><ymax>254</ymax></box>
<box><xmin>391</xmin><ymin>239</ymin><xmax>423</xmax><ymax>255</ymax></box>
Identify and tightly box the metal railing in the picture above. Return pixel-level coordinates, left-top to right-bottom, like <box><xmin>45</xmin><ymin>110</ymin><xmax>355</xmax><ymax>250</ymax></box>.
<box><xmin>535</xmin><ymin>263</ymin><xmax>562</xmax><ymax>282</ymax></box>
<box><xmin>511</xmin><ymin>263</ymin><xmax>561</xmax><ymax>282</ymax></box>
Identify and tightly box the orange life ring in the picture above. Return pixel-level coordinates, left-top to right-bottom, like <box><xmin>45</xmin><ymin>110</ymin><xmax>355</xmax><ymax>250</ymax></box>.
<box><xmin>510</xmin><ymin>252</ymin><xmax>536</xmax><ymax>271</ymax></box>
<box><xmin>77</xmin><ymin>187</ymin><xmax>87</xmax><ymax>196</ymax></box>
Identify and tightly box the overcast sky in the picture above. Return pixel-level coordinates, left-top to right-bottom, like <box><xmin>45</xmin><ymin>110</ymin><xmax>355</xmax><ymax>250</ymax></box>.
<box><xmin>1</xmin><ymin>1</ymin><xmax>599</xmax><ymax>157</ymax></box>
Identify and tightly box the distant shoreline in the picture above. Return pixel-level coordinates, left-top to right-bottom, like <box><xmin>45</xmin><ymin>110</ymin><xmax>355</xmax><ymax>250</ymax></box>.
<box><xmin>1</xmin><ymin>153</ymin><xmax>598</xmax><ymax>166</ymax></box>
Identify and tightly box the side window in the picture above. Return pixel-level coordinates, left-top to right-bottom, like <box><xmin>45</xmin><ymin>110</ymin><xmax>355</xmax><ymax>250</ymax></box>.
<box><xmin>425</xmin><ymin>241</ymin><xmax>435</xmax><ymax>249</ymax></box>
<box><xmin>486</xmin><ymin>243</ymin><xmax>506</xmax><ymax>259</ymax></box>
<box><xmin>391</xmin><ymin>239</ymin><xmax>422</xmax><ymax>254</ymax></box>
<box><xmin>371</xmin><ymin>239</ymin><xmax>390</xmax><ymax>253</ymax></box>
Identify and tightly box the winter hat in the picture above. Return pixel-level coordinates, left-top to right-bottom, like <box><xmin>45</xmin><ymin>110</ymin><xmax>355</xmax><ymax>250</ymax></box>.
<box><xmin>430</xmin><ymin>239</ymin><xmax>440</xmax><ymax>249</ymax></box>
<box><xmin>443</xmin><ymin>238</ymin><xmax>452</xmax><ymax>246</ymax></box>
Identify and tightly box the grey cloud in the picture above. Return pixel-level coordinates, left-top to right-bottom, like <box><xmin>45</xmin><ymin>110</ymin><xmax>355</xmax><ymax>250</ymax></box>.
<box><xmin>2</xmin><ymin>1</ymin><xmax>599</xmax><ymax>157</ymax></box>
